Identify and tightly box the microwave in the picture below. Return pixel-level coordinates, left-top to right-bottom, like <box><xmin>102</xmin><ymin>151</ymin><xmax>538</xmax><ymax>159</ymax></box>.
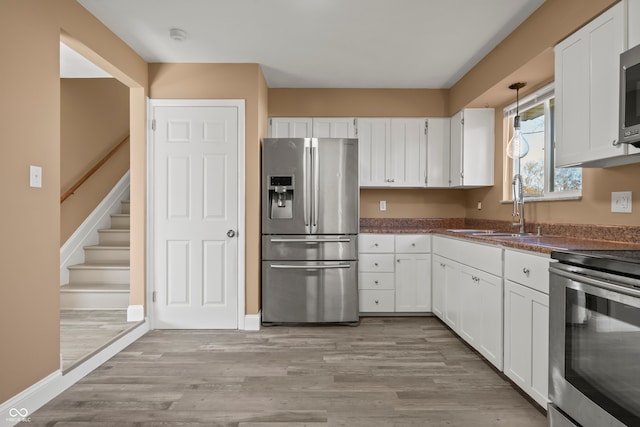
<box><xmin>620</xmin><ymin>43</ymin><xmax>640</xmax><ymax>147</ymax></box>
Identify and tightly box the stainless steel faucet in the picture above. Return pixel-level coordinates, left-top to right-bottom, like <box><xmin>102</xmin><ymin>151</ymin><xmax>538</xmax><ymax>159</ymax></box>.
<box><xmin>512</xmin><ymin>174</ymin><xmax>525</xmax><ymax>234</ymax></box>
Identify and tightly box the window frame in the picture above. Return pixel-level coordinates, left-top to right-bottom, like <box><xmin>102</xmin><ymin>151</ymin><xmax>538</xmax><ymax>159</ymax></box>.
<box><xmin>502</xmin><ymin>82</ymin><xmax>582</xmax><ymax>202</ymax></box>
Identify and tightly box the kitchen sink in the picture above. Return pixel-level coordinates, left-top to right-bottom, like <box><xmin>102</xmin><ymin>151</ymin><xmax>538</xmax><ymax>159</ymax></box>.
<box><xmin>446</xmin><ymin>229</ymin><xmax>497</xmax><ymax>234</ymax></box>
<box><xmin>471</xmin><ymin>232</ymin><xmax>535</xmax><ymax>237</ymax></box>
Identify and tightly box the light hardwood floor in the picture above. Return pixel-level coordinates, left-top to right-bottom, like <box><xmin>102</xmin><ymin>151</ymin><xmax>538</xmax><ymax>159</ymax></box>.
<box><xmin>34</xmin><ymin>317</ymin><xmax>547</xmax><ymax>426</ymax></box>
<box><xmin>60</xmin><ymin>310</ymin><xmax>139</xmax><ymax>372</ymax></box>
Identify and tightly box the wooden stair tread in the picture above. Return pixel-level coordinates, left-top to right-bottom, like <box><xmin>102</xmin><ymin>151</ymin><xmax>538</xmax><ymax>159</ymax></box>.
<box><xmin>61</xmin><ymin>283</ymin><xmax>129</xmax><ymax>291</ymax></box>
<box><xmin>68</xmin><ymin>263</ymin><xmax>130</xmax><ymax>269</ymax></box>
<box><xmin>84</xmin><ymin>245</ymin><xmax>130</xmax><ymax>250</ymax></box>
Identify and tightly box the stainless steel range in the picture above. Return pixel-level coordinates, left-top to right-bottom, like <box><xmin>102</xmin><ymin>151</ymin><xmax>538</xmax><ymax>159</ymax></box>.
<box><xmin>261</xmin><ymin>138</ymin><xmax>359</xmax><ymax>325</ymax></box>
<box><xmin>549</xmin><ymin>250</ymin><xmax>640</xmax><ymax>427</ymax></box>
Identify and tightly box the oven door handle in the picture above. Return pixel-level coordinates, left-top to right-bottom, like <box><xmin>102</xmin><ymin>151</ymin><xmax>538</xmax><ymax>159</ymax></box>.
<box><xmin>270</xmin><ymin>264</ymin><xmax>351</xmax><ymax>270</ymax></box>
<box><xmin>550</xmin><ymin>266</ymin><xmax>640</xmax><ymax>298</ymax></box>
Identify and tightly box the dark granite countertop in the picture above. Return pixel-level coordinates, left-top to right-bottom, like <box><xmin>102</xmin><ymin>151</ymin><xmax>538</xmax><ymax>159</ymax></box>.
<box><xmin>360</xmin><ymin>218</ymin><xmax>640</xmax><ymax>255</ymax></box>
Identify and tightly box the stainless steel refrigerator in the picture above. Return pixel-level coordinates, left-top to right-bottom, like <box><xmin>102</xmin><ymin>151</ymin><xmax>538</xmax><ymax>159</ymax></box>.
<box><xmin>261</xmin><ymin>138</ymin><xmax>359</xmax><ymax>324</ymax></box>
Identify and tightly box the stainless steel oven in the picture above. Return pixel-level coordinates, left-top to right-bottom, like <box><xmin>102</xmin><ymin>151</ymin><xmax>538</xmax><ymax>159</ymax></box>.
<box><xmin>549</xmin><ymin>250</ymin><xmax>640</xmax><ymax>427</ymax></box>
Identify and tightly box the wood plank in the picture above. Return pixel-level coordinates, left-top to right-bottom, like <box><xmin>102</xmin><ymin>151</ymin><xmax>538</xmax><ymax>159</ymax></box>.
<box><xmin>34</xmin><ymin>317</ymin><xmax>546</xmax><ymax>426</ymax></box>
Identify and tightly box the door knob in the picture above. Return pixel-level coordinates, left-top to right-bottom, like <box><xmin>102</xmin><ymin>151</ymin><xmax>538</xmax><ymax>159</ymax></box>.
<box><xmin>227</xmin><ymin>229</ymin><xmax>236</xmax><ymax>238</ymax></box>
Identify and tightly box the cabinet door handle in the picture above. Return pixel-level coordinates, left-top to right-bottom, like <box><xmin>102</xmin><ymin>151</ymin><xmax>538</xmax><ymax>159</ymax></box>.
<box><xmin>374</xmin><ymin>243</ymin><xmax>379</xmax><ymax>247</ymax></box>
<box><xmin>613</xmin><ymin>139</ymin><xmax>621</xmax><ymax>147</ymax></box>
<box><xmin>411</xmin><ymin>243</ymin><xmax>416</xmax><ymax>247</ymax></box>
<box><xmin>374</xmin><ymin>280</ymin><xmax>379</xmax><ymax>284</ymax></box>
<box><xmin>374</xmin><ymin>262</ymin><xmax>379</xmax><ymax>267</ymax></box>
<box><xmin>397</xmin><ymin>259</ymin><xmax>400</xmax><ymax>263</ymax></box>
<box><xmin>440</xmin><ymin>263</ymin><xmax>446</xmax><ymax>267</ymax></box>
<box><xmin>374</xmin><ymin>300</ymin><xmax>379</xmax><ymax>304</ymax></box>
<box><xmin>523</xmin><ymin>267</ymin><xmax>530</xmax><ymax>277</ymax></box>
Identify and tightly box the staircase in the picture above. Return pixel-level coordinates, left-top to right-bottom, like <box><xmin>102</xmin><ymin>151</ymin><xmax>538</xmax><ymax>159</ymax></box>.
<box><xmin>60</xmin><ymin>200</ymin><xmax>130</xmax><ymax>309</ymax></box>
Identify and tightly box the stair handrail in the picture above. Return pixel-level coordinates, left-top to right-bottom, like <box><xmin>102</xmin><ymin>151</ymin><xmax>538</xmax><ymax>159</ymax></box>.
<box><xmin>60</xmin><ymin>135</ymin><xmax>130</xmax><ymax>204</ymax></box>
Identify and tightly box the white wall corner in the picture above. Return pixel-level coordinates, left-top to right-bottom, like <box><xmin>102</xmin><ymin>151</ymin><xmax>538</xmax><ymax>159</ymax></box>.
<box><xmin>244</xmin><ymin>311</ymin><xmax>261</xmax><ymax>331</ymax></box>
<box><xmin>127</xmin><ymin>305</ymin><xmax>145</xmax><ymax>322</ymax></box>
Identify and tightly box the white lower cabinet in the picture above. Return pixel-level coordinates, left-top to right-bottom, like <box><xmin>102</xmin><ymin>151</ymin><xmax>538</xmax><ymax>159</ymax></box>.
<box><xmin>431</xmin><ymin>236</ymin><xmax>504</xmax><ymax>370</ymax></box>
<box><xmin>395</xmin><ymin>252</ymin><xmax>431</xmax><ymax>312</ymax></box>
<box><xmin>359</xmin><ymin>233</ymin><xmax>431</xmax><ymax>313</ymax></box>
<box><xmin>459</xmin><ymin>265</ymin><xmax>502</xmax><ymax>368</ymax></box>
<box><xmin>431</xmin><ymin>255</ymin><xmax>447</xmax><ymax>319</ymax></box>
<box><xmin>432</xmin><ymin>236</ymin><xmax>551</xmax><ymax>405</ymax></box>
<box><xmin>503</xmin><ymin>249</ymin><xmax>551</xmax><ymax>408</ymax></box>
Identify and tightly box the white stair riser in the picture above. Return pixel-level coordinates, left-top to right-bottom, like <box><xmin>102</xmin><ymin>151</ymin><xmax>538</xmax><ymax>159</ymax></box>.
<box><xmin>120</xmin><ymin>201</ymin><xmax>130</xmax><ymax>214</ymax></box>
<box><xmin>110</xmin><ymin>215</ymin><xmax>130</xmax><ymax>229</ymax></box>
<box><xmin>84</xmin><ymin>248</ymin><xmax>130</xmax><ymax>264</ymax></box>
<box><xmin>60</xmin><ymin>290</ymin><xmax>129</xmax><ymax>310</ymax></box>
<box><xmin>98</xmin><ymin>230</ymin><xmax>130</xmax><ymax>245</ymax></box>
<box><xmin>69</xmin><ymin>268</ymin><xmax>129</xmax><ymax>285</ymax></box>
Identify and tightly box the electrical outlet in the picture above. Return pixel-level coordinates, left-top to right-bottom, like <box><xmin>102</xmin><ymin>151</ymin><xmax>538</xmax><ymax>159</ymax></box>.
<box><xmin>379</xmin><ymin>200</ymin><xmax>387</xmax><ymax>211</ymax></box>
<box><xmin>611</xmin><ymin>191</ymin><xmax>632</xmax><ymax>213</ymax></box>
<box><xmin>477</xmin><ymin>201</ymin><xmax>482</xmax><ymax>210</ymax></box>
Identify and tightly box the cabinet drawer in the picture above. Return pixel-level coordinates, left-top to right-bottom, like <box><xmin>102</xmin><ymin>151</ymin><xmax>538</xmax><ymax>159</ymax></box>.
<box><xmin>359</xmin><ymin>272</ymin><xmax>394</xmax><ymax>290</ymax></box>
<box><xmin>359</xmin><ymin>234</ymin><xmax>395</xmax><ymax>253</ymax></box>
<box><xmin>433</xmin><ymin>235</ymin><xmax>502</xmax><ymax>276</ymax></box>
<box><xmin>395</xmin><ymin>234</ymin><xmax>431</xmax><ymax>253</ymax></box>
<box><xmin>504</xmin><ymin>250</ymin><xmax>550</xmax><ymax>294</ymax></box>
<box><xmin>359</xmin><ymin>254</ymin><xmax>395</xmax><ymax>272</ymax></box>
<box><xmin>359</xmin><ymin>290</ymin><xmax>395</xmax><ymax>312</ymax></box>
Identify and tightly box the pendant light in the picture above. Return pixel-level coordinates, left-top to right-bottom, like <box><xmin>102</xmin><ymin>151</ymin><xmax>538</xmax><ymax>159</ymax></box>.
<box><xmin>506</xmin><ymin>82</ymin><xmax>529</xmax><ymax>159</ymax></box>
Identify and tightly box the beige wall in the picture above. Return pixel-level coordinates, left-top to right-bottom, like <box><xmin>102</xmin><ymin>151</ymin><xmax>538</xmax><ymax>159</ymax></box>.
<box><xmin>457</xmin><ymin>0</ymin><xmax>640</xmax><ymax>227</ymax></box>
<box><xmin>361</xmin><ymin>189</ymin><xmax>466</xmax><ymax>218</ymax></box>
<box><xmin>148</xmin><ymin>63</ymin><xmax>266</xmax><ymax>315</ymax></box>
<box><xmin>0</xmin><ymin>0</ymin><xmax>147</xmax><ymax>403</ymax></box>
<box><xmin>449</xmin><ymin>0</ymin><xmax>617</xmax><ymax>114</ymax></box>
<box><xmin>269</xmin><ymin>89</ymin><xmax>449</xmax><ymax>117</ymax></box>
<box><xmin>60</xmin><ymin>78</ymin><xmax>130</xmax><ymax>243</ymax></box>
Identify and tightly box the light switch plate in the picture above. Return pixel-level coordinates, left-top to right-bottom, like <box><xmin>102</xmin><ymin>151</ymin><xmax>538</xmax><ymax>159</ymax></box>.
<box><xmin>30</xmin><ymin>165</ymin><xmax>42</xmax><ymax>188</ymax></box>
<box><xmin>611</xmin><ymin>191</ymin><xmax>632</xmax><ymax>213</ymax></box>
<box><xmin>379</xmin><ymin>200</ymin><xmax>387</xmax><ymax>211</ymax></box>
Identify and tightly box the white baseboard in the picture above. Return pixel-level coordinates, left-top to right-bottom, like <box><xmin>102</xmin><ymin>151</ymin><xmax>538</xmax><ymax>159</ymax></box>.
<box><xmin>244</xmin><ymin>311</ymin><xmax>261</xmax><ymax>331</ymax></box>
<box><xmin>127</xmin><ymin>305</ymin><xmax>144</xmax><ymax>322</ymax></box>
<box><xmin>60</xmin><ymin>171</ymin><xmax>130</xmax><ymax>286</ymax></box>
<box><xmin>0</xmin><ymin>320</ymin><xmax>148</xmax><ymax>427</ymax></box>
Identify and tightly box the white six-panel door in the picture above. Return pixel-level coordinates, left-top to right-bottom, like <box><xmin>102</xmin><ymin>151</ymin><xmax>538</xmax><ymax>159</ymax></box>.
<box><xmin>152</xmin><ymin>102</ymin><xmax>241</xmax><ymax>329</ymax></box>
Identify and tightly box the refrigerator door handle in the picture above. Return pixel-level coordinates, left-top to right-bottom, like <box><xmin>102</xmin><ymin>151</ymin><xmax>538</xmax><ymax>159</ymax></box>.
<box><xmin>312</xmin><ymin>140</ymin><xmax>319</xmax><ymax>233</ymax></box>
<box><xmin>270</xmin><ymin>264</ymin><xmax>351</xmax><ymax>270</ymax></box>
<box><xmin>270</xmin><ymin>238</ymin><xmax>352</xmax><ymax>243</ymax></box>
<box><xmin>303</xmin><ymin>139</ymin><xmax>311</xmax><ymax>233</ymax></box>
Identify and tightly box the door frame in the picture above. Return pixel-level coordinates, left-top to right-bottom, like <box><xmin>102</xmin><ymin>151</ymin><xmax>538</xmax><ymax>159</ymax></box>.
<box><xmin>146</xmin><ymin>99</ymin><xmax>246</xmax><ymax>329</ymax></box>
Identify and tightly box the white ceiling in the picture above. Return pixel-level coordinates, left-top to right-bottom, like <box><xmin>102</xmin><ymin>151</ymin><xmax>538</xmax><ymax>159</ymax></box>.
<box><xmin>76</xmin><ymin>0</ymin><xmax>544</xmax><ymax>89</ymax></box>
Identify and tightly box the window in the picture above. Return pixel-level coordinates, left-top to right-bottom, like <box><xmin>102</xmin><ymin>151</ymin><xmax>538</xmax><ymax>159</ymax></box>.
<box><xmin>503</xmin><ymin>83</ymin><xmax>581</xmax><ymax>201</ymax></box>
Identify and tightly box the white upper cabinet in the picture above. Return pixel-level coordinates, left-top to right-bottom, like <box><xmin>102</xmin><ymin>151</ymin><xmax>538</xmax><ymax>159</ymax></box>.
<box><xmin>389</xmin><ymin>118</ymin><xmax>427</xmax><ymax>187</ymax></box>
<box><xmin>630</xmin><ymin>0</ymin><xmax>640</xmax><ymax>48</ymax></box>
<box><xmin>555</xmin><ymin>3</ymin><xmax>630</xmax><ymax>167</ymax></box>
<box><xmin>359</xmin><ymin>118</ymin><xmax>427</xmax><ymax>187</ymax></box>
<box><xmin>449</xmin><ymin>108</ymin><xmax>495</xmax><ymax>187</ymax></box>
<box><xmin>358</xmin><ymin>118</ymin><xmax>391</xmax><ymax>187</ymax></box>
<box><xmin>312</xmin><ymin>117</ymin><xmax>357</xmax><ymax>138</ymax></box>
<box><xmin>268</xmin><ymin>117</ymin><xmax>313</xmax><ymax>138</ymax></box>
<box><xmin>425</xmin><ymin>117</ymin><xmax>451</xmax><ymax>188</ymax></box>
<box><xmin>268</xmin><ymin>117</ymin><xmax>356</xmax><ymax>138</ymax></box>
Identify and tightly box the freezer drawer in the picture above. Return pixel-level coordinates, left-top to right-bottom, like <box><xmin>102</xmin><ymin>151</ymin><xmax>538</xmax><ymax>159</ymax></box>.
<box><xmin>262</xmin><ymin>235</ymin><xmax>357</xmax><ymax>261</ymax></box>
<box><xmin>262</xmin><ymin>261</ymin><xmax>359</xmax><ymax>324</ymax></box>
